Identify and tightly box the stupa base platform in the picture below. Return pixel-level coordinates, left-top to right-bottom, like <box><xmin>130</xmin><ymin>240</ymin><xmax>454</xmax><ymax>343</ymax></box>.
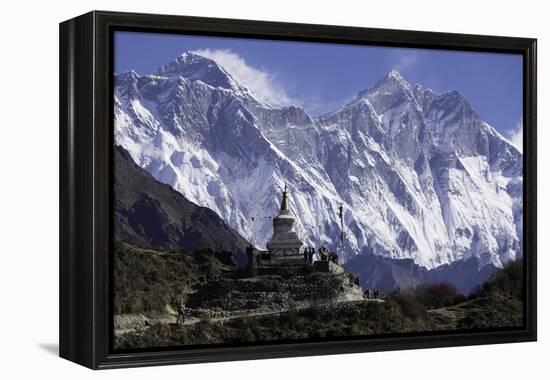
<box><xmin>259</xmin><ymin>252</ymin><xmax>307</xmax><ymax>267</ymax></box>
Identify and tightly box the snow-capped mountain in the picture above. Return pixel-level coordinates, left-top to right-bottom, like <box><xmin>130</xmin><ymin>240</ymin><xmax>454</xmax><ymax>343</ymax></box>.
<box><xmin>114</xmin><ymin>52</ymin><xmax>523</xmax><ymax>270</ymax></box>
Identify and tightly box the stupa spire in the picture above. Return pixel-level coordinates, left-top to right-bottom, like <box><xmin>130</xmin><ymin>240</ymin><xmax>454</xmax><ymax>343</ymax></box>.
<box><xmin>280</xmin><ymin>183</ymin><xmax>289</xmax><ymax>214</ymax></box>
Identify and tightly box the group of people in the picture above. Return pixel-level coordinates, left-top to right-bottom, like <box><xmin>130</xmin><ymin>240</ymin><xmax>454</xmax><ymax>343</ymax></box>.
<box><xmin>318</xmin><ymin>245</ymin><xmax>339</xmax><ymax>264</ymax></box>
<box><xmin>302</xmin><ymin>245</ymin><xmax>340</xmax><ymax>265</ymax></box>
<box><xmin>363</xmin><ymin>288</ymin><xmax>380</xmax><ymax>299</ymax></box>
<box><xmin>303</xmin><ymin>246</ymin><xmax>315</xmax><ymax>264</ymax></box>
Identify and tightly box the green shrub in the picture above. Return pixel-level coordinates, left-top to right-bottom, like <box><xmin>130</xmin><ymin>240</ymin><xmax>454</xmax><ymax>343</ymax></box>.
<box><xmin>481</xmin><ymin>260</ymin><xmax>523</xmax><ymax>299</ymax></box>
<box><xmin>414</xmin><ymin>282</ymin><xmax>466</xmax><ymax>309</ymax></box>
<box><xmin>386</xmin><ymin>291</ymin><xmax>427</xmax><ymax>322</ymax></box>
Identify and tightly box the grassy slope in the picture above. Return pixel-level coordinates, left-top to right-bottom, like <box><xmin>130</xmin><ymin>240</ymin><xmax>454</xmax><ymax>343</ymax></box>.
<box><xmin>428</xmin><ymin>260</ymin><xmax>524</xmax><ymax>330</ymax></box>
<box><xmin>114</xmin><ymin>241</ymin><xmax>231</xmax><ymax>316</ymax></box>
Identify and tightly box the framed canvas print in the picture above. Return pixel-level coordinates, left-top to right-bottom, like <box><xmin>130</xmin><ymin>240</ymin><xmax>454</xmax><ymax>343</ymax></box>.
<box><xmin>59</xmin><ymin>11</ymin><xmax>537</xmax><ymax>369</ymax></box>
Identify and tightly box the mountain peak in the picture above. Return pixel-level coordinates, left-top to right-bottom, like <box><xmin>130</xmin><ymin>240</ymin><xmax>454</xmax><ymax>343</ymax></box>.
<box><xmin>387</xmin><ymin>69</ymin><xmax>405</xmax><ymax>81</ymax></box>
<box><xmin>116</xmin><ymin>69</ymin><xmax>139</xmax><ymax>82</ymax></box>
<box><xmin>354</xmin><ymin>69</ymin><xmax>414</xmax><ymax>104</ymax></box>
<box><xmin>176</xmin><ymin>51</ymin><xmax>211</xmax><ymax>64</ymax></box>
<box><xmin>381</xmin><ymin>69</ymin><xmax>412</xmax><ymax>90</ymax></box>
<box><xmin>156</xmin><ymin>51</ymin><xmax>214</xmax><ymax>73</ymax></box>
<box><xmin>155</xmin><ymin>51</ymin><xmax>237</xmax><ymax>90</ymax></box>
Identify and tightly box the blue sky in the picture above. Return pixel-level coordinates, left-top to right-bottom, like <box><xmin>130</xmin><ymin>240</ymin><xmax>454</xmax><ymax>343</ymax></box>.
<box><xmin>115</xmin><ymin>31</ymin><xmax>523</xmax><ymax>143</ymax></box>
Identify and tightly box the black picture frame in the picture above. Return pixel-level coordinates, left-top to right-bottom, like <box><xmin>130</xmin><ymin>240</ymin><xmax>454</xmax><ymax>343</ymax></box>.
<box><xmin>59</xmin><ymin>10</ymin><xmax>537</xmax><ymax>369</ymax></box>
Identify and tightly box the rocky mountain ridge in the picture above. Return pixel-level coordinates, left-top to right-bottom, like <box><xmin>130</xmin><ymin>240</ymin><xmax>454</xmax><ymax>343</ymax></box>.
<box><xmin>114</xmin><ymin>52</ymin><xmax>523</xmax><ymax>271</ymax></box>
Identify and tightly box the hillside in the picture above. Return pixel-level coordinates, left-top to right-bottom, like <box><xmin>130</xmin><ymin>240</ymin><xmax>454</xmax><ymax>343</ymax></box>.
<box><xmin>428</xmin><ymin>260</ymin><xmax>523</xmax><ymax>330</ymax></box>
<box><xmin>114</xmin><ymin>145</ymin><xmax>250</xmax><ymax>263</ymax></box>
<box><xmin>114</xmin><ymin>241</ymin><xmax>365</xmax><ymax>348</ymax></box>
<box><xmin>114</xmin><ymin>240</ymin><xmax>523</xmax><ymax>349</ymax></box>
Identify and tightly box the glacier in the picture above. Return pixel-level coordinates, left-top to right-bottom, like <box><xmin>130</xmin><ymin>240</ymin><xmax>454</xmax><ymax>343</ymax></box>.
<box><xmin>114</xmin><ymin>52</ymin><xmax>523</xmax><ymax>270</ymax></box>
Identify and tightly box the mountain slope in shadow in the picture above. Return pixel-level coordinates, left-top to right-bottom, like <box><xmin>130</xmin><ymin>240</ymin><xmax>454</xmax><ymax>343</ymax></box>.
<box><xmin>114</xmin><ymin>145</ymin><xmax>250</xmax><ymax>264</ymax></box>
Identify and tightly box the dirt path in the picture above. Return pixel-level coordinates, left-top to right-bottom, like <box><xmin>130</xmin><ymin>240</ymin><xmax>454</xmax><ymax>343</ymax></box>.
<box><xmin>181</xmin><ymin>298</ymin><xmax>385</xmax><ymax>326</ymax></box>
<box><xmin>182</xmin><ymin>305</ymin><xmax>303</xmax><ymax>326</ymax></box>
<box><xmin>115</xmin><ymin>298</ymin><xmax>385</xmax><ymax>335</ymax></box>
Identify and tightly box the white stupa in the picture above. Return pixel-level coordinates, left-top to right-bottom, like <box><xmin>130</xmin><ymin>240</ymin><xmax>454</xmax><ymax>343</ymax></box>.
<box><xmin>266</xmin><ymin>184</ymin><xmax>303</xmax><ymax>265</ymax></box>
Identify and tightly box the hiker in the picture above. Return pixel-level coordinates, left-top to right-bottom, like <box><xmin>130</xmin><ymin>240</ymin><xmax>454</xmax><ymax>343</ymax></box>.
<box><xmin>373</xmin><ymin>289</ymin><xmax>379</xmax><ymax>299</ymax></box>
<box><xmin>303</xmin><ymin>247</ymin><xmax>309</xmax><ymax>263</ymax></box>
<box><xmin>364</xmin><ymin>289</ymin><xmax>371</xmax><ymax>299</ymax></box>
<box><xmin>308</xmin><ymin>247</ymin><xmax>314</xmax><ymax>264</ymax></box>
<box><xmin>320</xmin><ymin>245</ymin><xmax>327</xmax><ymax>261</ymax></box>
<box><xmin>177</xmin><ymin>302</ymin><xmax>186</xmax><ymax>325</ymax></box>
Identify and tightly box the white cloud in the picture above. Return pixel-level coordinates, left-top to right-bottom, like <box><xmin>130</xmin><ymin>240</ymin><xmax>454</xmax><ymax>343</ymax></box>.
<box><xmin>392</xmin><ymin>51</ymin><xmax>419</xmax><ymax>72</ymax></box>
<box><xmin>192</xmin><ymin>49</ymin><xmax>296</xmax><ymax>107</ymax></box>
<box><xmin>508</xmin><ymin>118</ymin><xmax>523</xmax><ymax>153</ymax></box>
